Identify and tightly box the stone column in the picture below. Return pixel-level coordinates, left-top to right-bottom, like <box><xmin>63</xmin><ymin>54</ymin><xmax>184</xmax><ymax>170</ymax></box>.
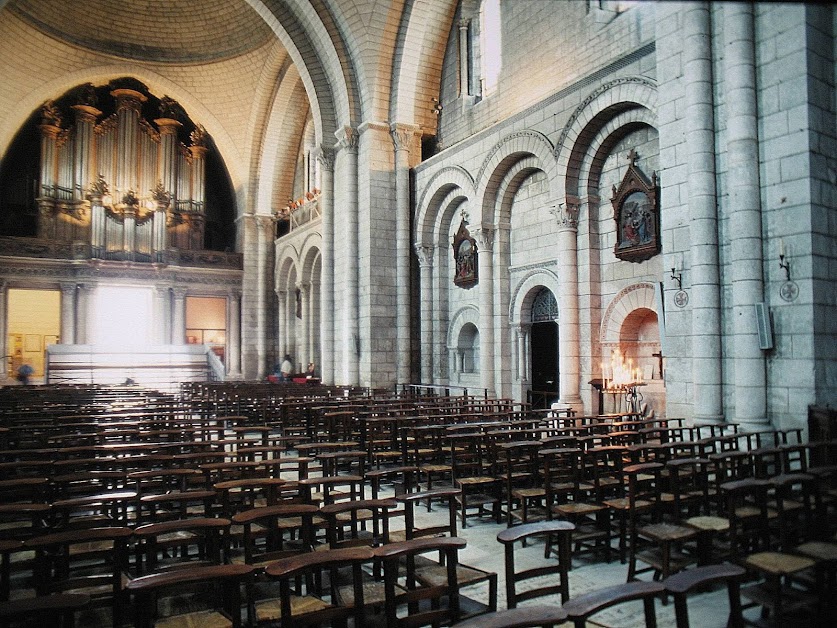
<box><xmin>315</xmin><ymin>147</ymin><xmax>335</xmax><ymax>384</ymax></box>
<box><xmin>391</xmin><ymin>124</ymin><xmax>419</xmax><ymax>385</ymax></box>
<box><xmin>301</xmin><ymin>282</ymin><xmax>314</xmax><ymax>367</ymax></box>
<box><xmin>227</xmin><ymin>292</ymin><xmax>242</xmax><ymax>377</ymax></box>
<box><xmin>59</xmin><ymin>283</ymin><xmax>76</xmax><ymax>345</ymax></box>
<box><xmin>416</xmin><ymin>245</ymin><xmax>435</xmax><ymax>383</ymax></box>
<box><xmin>725</xmin><ymin>3</ymin><xmax>768</xmax><ymax>426</ymax></box>
<box><xmin>75</xmin><ymin>284</ymin><xmax>91</xmax><ymax>345</ymax></box>
<box><xmin>153</xmin><ymin>287</ymin><xmax>169</xmax><ymax>345</ymax></box>
<box><xmin>276</xmin><ymin>290</ymin><xmax>288</xmax><ymax>359</ymax></box>
<box><xmin>552</xmin><ymin>202</ymin><xmax>583</xmax><ymax>410</ymax></box>
<box><xmin>256</xmin><ymin>215</ymin><xmax>275</xmax><ymax>376</ymax></box>
<box><xmin>433</xmin><ymin>245</ymin><xmax>448</xmax><ymax>381</ymax></box>
<box><xmin>474</xmin><ymin>226</ymin><xmax>495</xmax><ymax>398</ymax></box>
<box><xmin>0</xmin><ymin>281</ymin><xmax>6</xmax><ymax>378</ymax></box>
<box><xmin>71</xmin><ymin>104</ymin><xmax>101</xmax><ymax>202</ymax></box>
<box><xmin>515</xmin><ymin>326</ymin><xmax>526</xmax><ymax>382</ymax></box>
<box><xmin>171</xmin><ymin>288</ymin><xmax>187</xmax><ymax>345</ymax></box>
<box><xmin>458</xmin><ymin>19</ymin><xmax>471</xmax><ymax>97</ymax></box>
<box><xmin>336</xmin><ymin>127</ymin><xmax>359</xmax><ymax>385</ymax></box>
<box><xmin>684</xmin><ymin>3</ymin><xmax>724</xmax><ymax>423</ymax></box>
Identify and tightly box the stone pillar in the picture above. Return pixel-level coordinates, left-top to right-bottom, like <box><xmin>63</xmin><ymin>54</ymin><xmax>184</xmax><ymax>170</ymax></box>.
<box><xmin>256</xmin><ymin>215</ymin><xmax>275</xmax><ymax>376</ymax></box>
<box><xmin>684</xmin><ymin>3</ymin><xmax>724</xmax><ymax>423</ymax></box>
<box><xmin>171</xmin><ymin>288</ymin><xmax>187</xmax><ymax>345</ymax></box>
<box><xmin>433</xmin><ymin>245</ymin><xmax>448</xmax><ymax>380</ymax></box>
<box><xmin>277</xmin><ymin>289</ymin><xmax>288</xmax><ymax>359</ymax></box>
<box><xmin>153</xmin><ymin>287</ymin><xmax>169</xmax><ymax>345</ymax></box>
<box><xmin>301</xmin><ymin>282</ymin><xmax>312</xmax><ymax>368</ymax></box>
<box><xmin>59</xmin><ymin>283</ymin><xmax>76</xmax><ymax>345</ymax></box>
<box><xmin>416</xmin><ymin>245</ymin><xmax>435</xmax><ymax>383</ymax></box>
<box><xmin>316</xmin><ymin>147</ymin><xmax>335</xmax><ymax>384</ymax></box>
<box><xmin>0</xmin><ymin>281</ymin><xmax>6</xmax><ymax>378</ymax></box>
<box><xmin>336</xmin><ymin>127</ymin><xmax>359</xmax><ymax>385</ymax></box>
<box><xmin>75</xmin><ymin>284</ymin><xmax>91</xmax><ymax>345</ymax></box>
<box><xmin>725</xmin><ymin>3</ymin><xmax>768</xmax><ymax>427</ymax></box>
<box><xmin>474</xmin><ymin>226</ymin><xmax>495</xmax><ymax>397</ymax></box>
<box><xmin>515</xmin><ymin>326</ymin><xmax>526</xmax><ymax>382</ymax></box>
<box><xmin>238</xmin><ymin>213</ymin><xmax>259</xmax><ymax>379</ymax></box>
<box><xmin>552</xmin><ymin>202</ymin><xmax>583</xmax><ymax>410</ymax></box>
<box><xmin>71</xmin><ymin>104</ymin><xmax>101</xmax><ymax>201</ymax></box>
<box><xmin>227</xmin><ymin>292</ymin><xmax>242</xmax><ymax>377</ymax></box>
<box><xmin>391</xmin><ymin>124</ymin><xmax>419</xmax><ymax>385</ymax></box>
<box><xmin>458</xmin><ymin>19</ymin><xmax>471</xmax><ymax>97</ymax></box>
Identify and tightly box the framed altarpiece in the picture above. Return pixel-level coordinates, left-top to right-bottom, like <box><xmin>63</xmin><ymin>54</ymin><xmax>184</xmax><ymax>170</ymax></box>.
<box><xmin>452</xmin><ymin>218</ymin><xmax>478</xmax><ymax>288</ymax></box>
<box><xmin>611</xmin><ymin>151</ymin><xmax>660</xmax><ymax>263</ymax></box>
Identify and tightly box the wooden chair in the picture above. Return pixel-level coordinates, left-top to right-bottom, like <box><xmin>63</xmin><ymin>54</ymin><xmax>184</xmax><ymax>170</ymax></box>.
<box><xmin>450</xmin><ymin>605</ymin><xmax>569</xmax><ymax>628</ymax></box>
<box><xmin>25</xmin><ymin>526</ymin><xmax>133</xmax><ymax>627</ymax></box>
<box><xmin>133</xmin><ymin>517</ymin><xmax>230</xmax><ymax>574</ymax></box>
<box><xmin>449</xmin><ymin>432</ymin><xmax>502</xmax><ymax>528</ymax></box>
<box><xmin>663</xmin><ymin>563</ymin><xmax>746</xmax><ymax>628</ymax></box>
<box><xmin>497</xmin><ymin>521</ymin><xmax>575</xmax><ymax>608</ymax></box>
<box><xmin>561</xmin><ymin>580</ymin><xmax>663</xmax><ymax>628</ymax></box>
<box><xmin>0</xmin><ymin>593</ymin><xmax>90</xmax><ymax>628</ymax></box>
<box><xmin>376</xmin><ymin>537</ymin><xmax>467</xmax><ymax>627</ymax></box>
<box><xmin>127</xmin><ymin>563</ymin><xmax>255</xmax><ymax>628</ymax></box>
<box><xmin>230</xmin><ymin>504</ymin><xmax>318</xmax><ymax>569</ymax></box>
<box><xmin>497</xmin><ymin>440</ymin><xmax>547</xmax><ymax>527</ymax></box>
<box><xmin>319</xmin><ymin>498</ymin><xmax>398</xmax><ymax>550</ymax></box>
<box><xmin>623</xmin><ymin>462</ymin><xmax>698</xmax><ymax>583</ymax></box>
<box><xmin>259</xmin><ymin>546</ymin><xmax>374</xmax><ymax>626</ymax></box>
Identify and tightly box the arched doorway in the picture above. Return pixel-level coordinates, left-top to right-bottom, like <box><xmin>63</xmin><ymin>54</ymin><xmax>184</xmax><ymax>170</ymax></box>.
<box><xmin>529</xmin><ymin>287</ymin><xmax>558</xmax><ymax>409</ymax></box>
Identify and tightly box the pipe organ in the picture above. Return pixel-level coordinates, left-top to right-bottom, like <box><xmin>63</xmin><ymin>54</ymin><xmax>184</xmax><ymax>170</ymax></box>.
<box><xmin>36</xmin><ymin>85</ymin><xmax>207</xmax><ymax>262</ymax></box>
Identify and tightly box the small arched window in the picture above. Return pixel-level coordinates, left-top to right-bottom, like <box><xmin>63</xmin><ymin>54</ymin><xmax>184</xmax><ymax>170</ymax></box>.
<box><xmin>479</xmin><ymin>0</ymin><xmax>502</xmax><ymax>95</ymax></box>
<box><xmin>531</xmin><ymin>288</ymin><xmax>558</xmax><ymax>323</ymax></box>
<box><xmin>458</xmin><ymin>323</ymin><xmax>480</xmax><ymax>373</ymax></box>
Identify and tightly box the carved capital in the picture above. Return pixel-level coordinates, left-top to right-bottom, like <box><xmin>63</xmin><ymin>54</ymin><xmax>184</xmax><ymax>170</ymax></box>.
<box><xmin>335</xmin><ymin>126</ymin><xmax>359</xmax><ymax>153</ymax></box>
<box><xmin>414</xmin><ymin>244</ymin><xmax>435</xmax><ymax>268</ymax></box>
<box><xmin>550</xmin><ymin>202</ymin><xmax>579</xmax><ymax>231</ymax></box>
<box><xmin>172</xmin><ymin>287</ymin><xmax>188</xmax><ymax>299</ymax></box>
<box><xmin>59</xmin><ymin>283</ymin><xmax>76</xmax><ymax>296</ymax></box>
<box><xmin>473</xmin><ymin>226</ymin><xmax>495</xmax><ymax>253</ymax></box>
<box><xmin>390</xmin><ymin>123</ymin><xmax>419</xmax><ymax>152</ymax></box>
<box><xmin>315</xmin><ymin>146</ymin><xmax>336</xmax><ymax>171</ymax></box>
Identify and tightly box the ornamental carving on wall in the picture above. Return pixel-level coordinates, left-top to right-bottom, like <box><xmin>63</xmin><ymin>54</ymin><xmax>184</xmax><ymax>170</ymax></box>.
<box><xmin>611</xmin><ymin>150</ymin><xmax>659</xmax><ymax>263</ymax></box>
<box><xmin>452</xmin><ymin>217</ymin><xmax>478</xmax><ymax>288</ymax></box>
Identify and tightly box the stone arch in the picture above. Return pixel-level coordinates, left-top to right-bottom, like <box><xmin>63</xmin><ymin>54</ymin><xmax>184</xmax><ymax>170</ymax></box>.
<box><xmin>389</xmin><ymin>0</ymin><xmax>457</xmax><ymax>131</ymax></box>
<box><xmin>415</xmin><ymin>165</ymin><xmax>475</xmax><ymax>245</ymax></box>
<box><xmin>600</xmin><ymin>282</ymin><xmax>658</xmax><ymax>345</ymax></box>
<box><xmin>475</xmin><ymin>131</ymin><xmax>556</xmax><ymax>223</ymax></box>
<box><xmin>509</xmin><ymin>269</ymin><xmax>561</xmax><ymax>325</ymax></box>
<box><xmin>299</xmin><ymin>233</ymin><xmax>322</xmax><ymax>280</ymax></box>
<box><xmin>493</xmin><ymin>155</ymin><xmax>544</xmax><ymax>227</ymax></box>
<box><xmin>447</xmin><ymin>304</ymin><xmax>480</xmax><ymax>348</ymax></box>
<box><xmin>275</xmin><ymin>244</ymin><xmax>301</xmax><ymax>292</ymax></box>
<box><xmin>554</xmin><ymin>76</ymin><xmax>657</xmax><ymax>199</ymax></box>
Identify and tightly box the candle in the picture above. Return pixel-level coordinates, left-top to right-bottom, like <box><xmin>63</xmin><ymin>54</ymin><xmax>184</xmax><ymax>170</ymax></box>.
<box><xmin>779</xmin><ymin>238</ymin><xmax>785</xmax><ymax>258</ymax></box>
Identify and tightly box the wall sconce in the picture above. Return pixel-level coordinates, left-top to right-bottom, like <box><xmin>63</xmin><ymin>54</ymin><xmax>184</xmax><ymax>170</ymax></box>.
<box><xmin>431</xmin><ymin>98</ymin><xmax>443</xmax><ymax>115</ymax></box>
<box><xmin>779</xmin><ymin>239</ymin><xmax>791</xmax><ymax>281</ymax></box>
<box><xmin>670</xmin><ymin>267</ymin><xmax>682</xmax><ymax>289</ymax></box>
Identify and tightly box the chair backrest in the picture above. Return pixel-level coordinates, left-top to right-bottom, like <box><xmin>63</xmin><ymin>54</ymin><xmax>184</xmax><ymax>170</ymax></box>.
<box><xmin>133</xmin><ymin>517</ymin><xmax>231</xmax><ymax>573</ymax></box>
<box><xmin>497</xmin><ymin>520</ymin><xmax>576</xmax><ymax>607</ymax></box>
<box><xmin>561</xmin><ymin>580</ymin><xmax>663</xmax><ymax>628</ymax></box>
<box><xmin>319</xmin><ymin>498</ymin><xmax>398</xmax><ymax>549</ymax></box>
<box><xmin>264</xmin><ymin>546</ymin><xmax>374</xmax><ymax>627</ymax></box>
<box><xmin>127</xmin><ymin>563</ymin><xmax>255</xmax><ymax>628</ymax></box>
<box><xmin>374</xmin><ymin>537</ymin><xmax>467</xmax><ymax>627</ymax></box>
<box><xmin>231</xmin><ymin>503</ymin><xmax>318</xmax><ymax>565</ymax></box>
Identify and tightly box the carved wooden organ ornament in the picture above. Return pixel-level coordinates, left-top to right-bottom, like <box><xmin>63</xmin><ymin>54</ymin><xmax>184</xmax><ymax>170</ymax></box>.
<box><xmin>36</xmin><ymin>83</ymin><xmax>208</xmax><ymax>262</ymax></box>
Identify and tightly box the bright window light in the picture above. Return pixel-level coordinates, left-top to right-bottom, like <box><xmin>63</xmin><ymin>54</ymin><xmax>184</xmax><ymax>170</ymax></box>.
<box><xmin>93</xmin><ymin>286</ymin><xmax>152</xmax><ymax>349</ymax></box>
<box><xmin>481</xmin><ymin>0</ymin><xmax>502</xmax><ymax>94</ymax></box>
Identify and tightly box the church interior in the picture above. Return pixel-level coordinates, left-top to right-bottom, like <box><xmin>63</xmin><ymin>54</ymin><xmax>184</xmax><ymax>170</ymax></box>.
<box><xmin>0</xmin><ymin>1</ymin><xmax>835</xmax><ymax>626</ymax></box>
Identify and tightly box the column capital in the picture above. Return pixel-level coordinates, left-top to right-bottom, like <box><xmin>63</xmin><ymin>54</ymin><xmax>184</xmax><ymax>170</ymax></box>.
<box><xmin>314</xmin><ymin>146</ymin><xmax>336</xmax><ymax>171</ymax></box>
<box><xmin>459</xmin><ymin>18</ymin><xmax>470</xmax><ymax>30</ymax></box>
<box><xmin>335</xmin><ymin>126</ymin><xmax>359</xmax><ymax>153</ymax></box>
<box><xmin>414</xmin><ymin>244</ymin><xmax>435</xmax><ymax>267</ymax></box>
<box><xmin>59</xmin><ymin>283</ymin><xmax>76</xmax><ymax>296</ymax></box>
<box><xmin>473</xmin><ymin>226</ymin><xmax>495</xmax><ymax>253</ymax></box>
<box><xmin>390</xmin><ymin>123</ymin><xmax>420</xmax><ymax>152</ymax></box>
<box><xmin>550</xmin><ymin>201</ymin><xmax>579</xmax><ymax>231</ymax></box>
<box><xmin>172</xmin><ymin>287</ymin><xmax>188</xmax><ymax>299</ymax></box>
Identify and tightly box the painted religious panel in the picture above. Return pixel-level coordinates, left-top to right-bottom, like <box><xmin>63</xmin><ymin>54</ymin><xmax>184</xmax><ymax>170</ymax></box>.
<box><xmin>452</xmin><ymin>218</ymin><xmax>478</xmax><ymax>288</ymax></box>
<box><xmin>612</xmin><ymin>150</ymin><xmax>660</xmax><ymax>263</ymax></box>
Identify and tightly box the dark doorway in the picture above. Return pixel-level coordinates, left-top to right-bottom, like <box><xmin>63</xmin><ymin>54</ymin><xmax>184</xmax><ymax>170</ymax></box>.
<box><xmin>530</xmin><ymin>320</ymin><xmax>558</xmax><ymax>409</ymax></box>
